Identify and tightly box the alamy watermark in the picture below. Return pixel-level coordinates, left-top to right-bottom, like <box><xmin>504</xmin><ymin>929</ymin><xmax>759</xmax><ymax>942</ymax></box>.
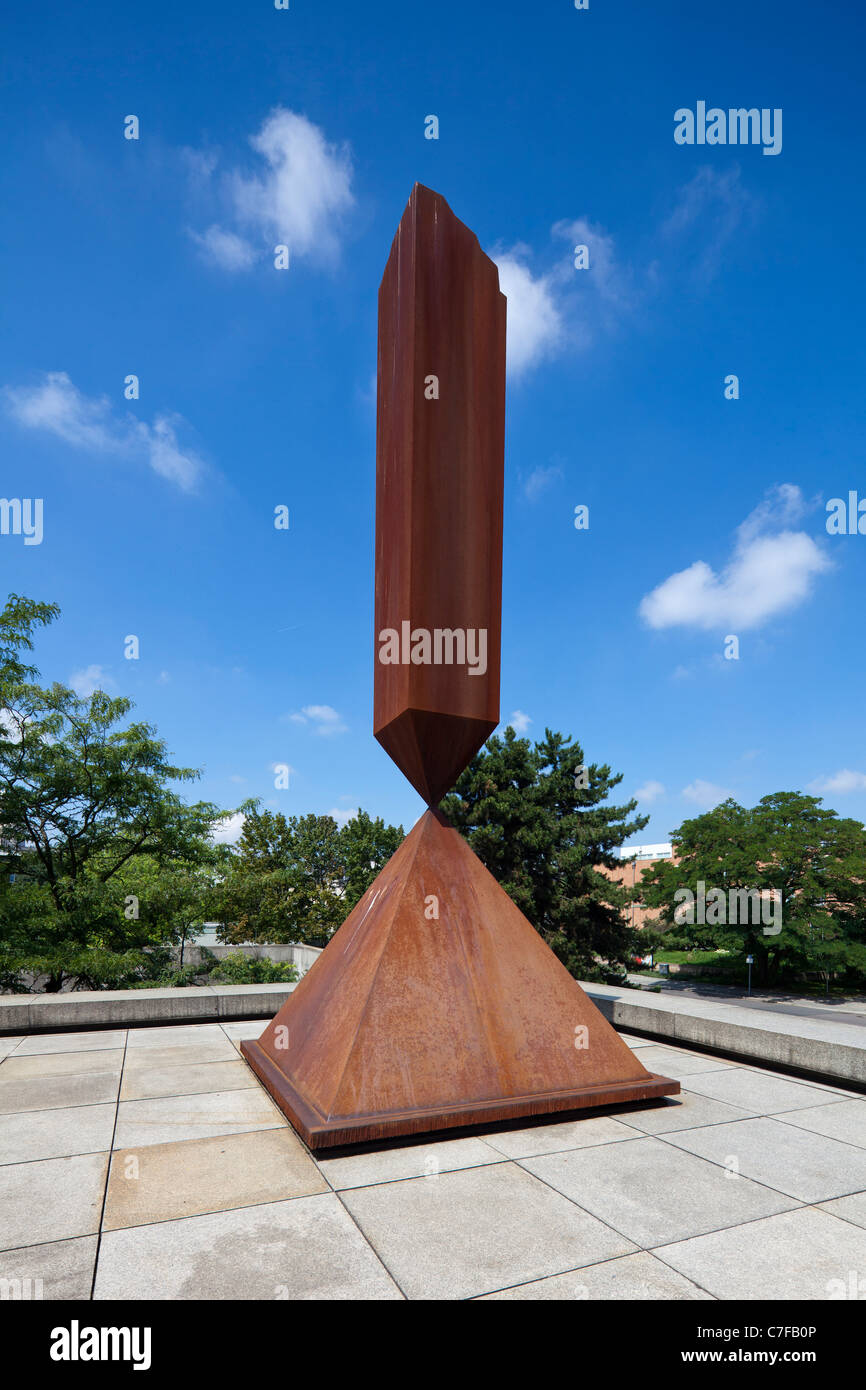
<box><xmin>674</xmin><ymin>103</ymin><xmax>782</xmax><ymax>156</ymax></box>
<box><xmin>674</xmin><ymin>881</ymin><xmax>782</xmax><ymax>935</ymax></box>
<box><xmin>0</xmin><ymin>497</ymin><xmax>42</xmax><ymax>545</ymax></box>
<box><xmin>826</xmin><ymin>492</ymin><xmax>866</xmax><ymax>535</ymax></box>
<box><xmin>378</xmin><ymin>622</ymin><xmax>487</xmax><ymax>676</ymax></box>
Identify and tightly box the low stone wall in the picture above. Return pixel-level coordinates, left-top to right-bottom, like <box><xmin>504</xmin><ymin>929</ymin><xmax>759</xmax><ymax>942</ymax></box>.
<box><xmin>585</xmin><ymin>982</ymin><xmax>866</xmax><ymax>1089</ymax></box>
<box><xmin>0</xmin><ymin>983</ymin><xmax>299</xmax><ymax>1034</ymax></box>
<box><xmin>176</xmin><ymin>942</ymin><xmax>322</xmax><ymax>973</ymax></box>
<box><xmin>0</xmin><ymin>944</ymin><xmax>323</xmax><ymax>1034</ymax></box>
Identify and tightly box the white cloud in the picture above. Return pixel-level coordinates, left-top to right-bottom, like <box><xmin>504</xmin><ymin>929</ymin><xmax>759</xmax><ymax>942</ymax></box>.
<box><xmin>682</xmin><ymin>779</ymin><xmax>734</xmax><ymax>810</ymax></box>
<box><xmin>4</xmin><ymin>372</ymin><xmax>115</xmax><ymax>450</ymax></box>
<box><xmin>69</xmin><ymin>665</ymin><xmax>112</xmax><ymax>698</ymax></box>
<box><xmin>660</xmin><ymin>166</ymin><xmax>757</xmax><ymax>285</ymax></box>
<box><xmin>492</xmin><ymin>250</ymin><xmax>563</xmax><ymax>377</ymax></box>
<box><xmin>809</xmin><ymin>770</ymin><xmax>866</xmax><ymax>796</ymax></box>
<box><xmin>522</xmin><ymin>464</ymin><xmax>563</xmax><ymax>502</ymax></box>
<box><xmin>192</xmin><ymin>108</ymin><xmax>355</xmax><ymax>270</ymax></box>
<box><xmin>491</xmin><ymin>213</ymin><xmax>632</xmax><ymax>379</ymax></box>
<box><xmin>189</xmin><ymin>224</ymin><xmax>256</xmax><ymax>271</ymax></box>
<box><xmin>212</xmin><ymin>811</ymin><xmax>245</xmax><ymax>844</ymax></box>
<box><xmin>736</xmin><ymin>482</ymin><xmax>809</xmax><ymax>544</ymax></box>
<box><xmin>640</xmin><ymin>485</ymin><xmax>830</xmax><ymax>632</ymax></box>
<box><xmin>327</xmin><ymin>805</ymin><xmax>360</xmax><ymax>827</ymax></box>
<box><xmin>636</xmin><ymin>780</ymin><xmax>666</xmax><ymax>803</ymax></box>
<box><xmin>551</xmin><ymin>217</ymin><xmax>630</xmax><ymax>307</ymax></box>
<box><xmin>289</xmin><ymin>705</ymin><xmax>348</xmax><ymax>736</ymax></box>
<box><xmin>485</xmin><ymin>175</ymin><xmax>755</xmax><ymax>382</ymax></box>
<box><xmin>143</xmin><ymin>414</ymin><xmax>204</xmax><ymax>491</ymax></box>
<box><xmin>3</xmin><ymin>372</ymin><xmax>204</xmax><ymax>492</ymax></box>
<box><xmin>506</xmin><ymin>710</ymin><xmax>532</xmax><ymax>734</ymax></box>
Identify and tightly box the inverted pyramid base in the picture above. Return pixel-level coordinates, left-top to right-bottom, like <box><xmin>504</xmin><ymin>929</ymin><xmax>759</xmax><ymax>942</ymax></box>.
<box><xmin>240</xmin><ymin>809</ymin><xmax>679</xmax><ymax>1152</ymax></box>
<box><xmin>240</xmin><ymin>1038</ymin><xmax>678</xmax><ymax>1150</ymax></box>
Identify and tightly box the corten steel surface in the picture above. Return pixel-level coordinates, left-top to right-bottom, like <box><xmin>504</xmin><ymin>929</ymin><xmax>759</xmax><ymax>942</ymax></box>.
<box><xmin>373</xmin><ymin>183</ymin><xmax>505</xmax><ymax>804</ymax></box>
<box><xmin>241</xmin><ymin>811</ymin><xmax>678</xmax><ymax>1149</ymax></box>
<box><xmin>242</xmin><ymin>184</ymin><xmax>678</xmax><ymax>1150</ymax></box>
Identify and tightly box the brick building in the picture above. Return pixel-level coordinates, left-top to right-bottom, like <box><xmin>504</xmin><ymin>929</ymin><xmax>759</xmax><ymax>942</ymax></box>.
<box><xmin>601</xmin><ymin>842</ymin><xmax>674</xmax><ymax>932</ymax></box>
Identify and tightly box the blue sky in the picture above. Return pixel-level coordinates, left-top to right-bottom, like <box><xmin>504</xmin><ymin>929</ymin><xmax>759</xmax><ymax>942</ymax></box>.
<box><xmin>2</xmin><ymin>0</ymin><xmax>865</xmax><ymax>847</ymax></box>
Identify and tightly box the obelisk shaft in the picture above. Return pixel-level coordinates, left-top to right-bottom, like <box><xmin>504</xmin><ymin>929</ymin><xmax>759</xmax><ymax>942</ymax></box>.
<box><xmin>374</xmin><ymin>183</ymin><xmax>506</xmax><ymax>804</ymax></box>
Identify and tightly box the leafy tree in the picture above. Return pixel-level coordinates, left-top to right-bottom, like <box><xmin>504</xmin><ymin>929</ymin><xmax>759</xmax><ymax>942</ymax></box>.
<box><xmin>0</xmin><ymin>594</ymin><xmax>223</xmax><ymax>991</ymax></box>
<box><xmin>440</xmin><ymin>727</ymin><xmax>649</xmax><ymax>981</ymax></box>
<box><xmin>338</xmin><ymin>809</ymin><xmax>405</xmax><ymax>904</ymax></box>
<box><xmin>639</xmin><ymin>792</ymin><xmax>866</xmax><ymax>988</ymax></box>
<box><xmin>211</xmin><ymin>805</ymin><xmax>404</xmax><ymax>946</ymax></box>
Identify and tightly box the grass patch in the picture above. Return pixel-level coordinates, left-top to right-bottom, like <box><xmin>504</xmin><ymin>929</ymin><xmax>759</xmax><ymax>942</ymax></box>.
<box><xmin>654</xmin><ymin>949</ymin><xmax>728</xmax><ymax>965</ymax></box>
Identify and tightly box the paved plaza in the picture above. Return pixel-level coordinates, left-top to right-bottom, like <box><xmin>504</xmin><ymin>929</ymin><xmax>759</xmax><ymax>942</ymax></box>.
<box><xmin>1</xmin><ymin>1021</ymin><xmax>865</xmax><ymax>1300</ymax></box>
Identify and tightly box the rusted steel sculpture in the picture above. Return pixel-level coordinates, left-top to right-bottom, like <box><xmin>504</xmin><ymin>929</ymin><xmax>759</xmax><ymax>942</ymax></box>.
<box><xmin>241</xmin><ymin>184</ymin><xmax>678</xmax><ymax>1149</ymax></box>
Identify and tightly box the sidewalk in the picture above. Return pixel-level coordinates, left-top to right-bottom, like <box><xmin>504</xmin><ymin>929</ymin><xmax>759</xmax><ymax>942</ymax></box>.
<box><xmin>1</xmin><ymin>1020</ymin><xmax>865</xmax><ymax>1299</ymax></box>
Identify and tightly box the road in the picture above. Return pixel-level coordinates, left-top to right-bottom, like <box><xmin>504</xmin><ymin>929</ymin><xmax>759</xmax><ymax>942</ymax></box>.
<box><xmin>626</xmin><ymin>975</ymin><xmax>866</xmax><ymax>1029</ymax></box>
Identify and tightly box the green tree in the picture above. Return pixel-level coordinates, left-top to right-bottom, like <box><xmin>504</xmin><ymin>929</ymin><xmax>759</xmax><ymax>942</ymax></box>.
<box><xmin>211</xmin><ymin>805</ymin><xmax>404</xmax><ymax>947</ymax></box>
<box><xmin>640</xmin><ymin>792</ymin><xmax>866</xmax><ymax>988</ymax></box>
<box><xmin>440</xmin><ymin>727</ymin><xmax>649</xmax><ymax>981</ymax></box>
<box><xmin>339</xmin><ymin>809</ymin><xmax>404</xmax><ymax>904</ymax></box>
<box><xmin>0</xmin><ymin>594</ymin><xmax>223</xmax><ymax>991</ymax></box>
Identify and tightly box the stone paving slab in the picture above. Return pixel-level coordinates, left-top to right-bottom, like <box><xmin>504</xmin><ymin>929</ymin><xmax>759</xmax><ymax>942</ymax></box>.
<box><xmin>520</xmin><ymin>1136</ymin><xmax>798</xmax><ymax>1247</ymax></box>
<box><xmin>773</xmin><ymin>1098</ymin><xmax>866</xmax><ymax>1148</ymax></box>
<box><xmin>104</xmin><ymin>1129</ymin><xmax>328</xmax><ymax>1230</ymax></box>
<box><xmin>93</xmin><ymin>1194</ymin><xmax>402</xmax><ymax>1300</ymax></box>
<box><xmin>0</xmin><ymin>1070</ymin><xmax>120</xmax><ymax>1115</ymax></box>
<box><xmin>615</xmin><ymin>1089</ymin><xmax>757</xmax><ymax>1135</ymax></box>
<box><xmin>0</xmin><ymin>1102</ymin><xmax>117</xmax><ymax>1165</ymax></box>
<box><xmin>11</xmin><ymin>1030</ymin><xmax>127</xmax><ymax>1056</ymax></box>
<box><xmin>113</xmin><ymin>1088</ymin><xmax>286</xmax><ymax>1149</ymax></box>
<box><xmin>0</xmin><ymin>1049</ymin><xmax>125</xmax><ymax>1081</ymax></box>
<box><xmin>480</xmin><ymin>1114</ymin><xmax>637</xmax><ymax>1160</ymax></box>
<box><xmin>0</xmin><ymin>1152</ymin><xmax>109</xmax><ymax>1249</ymax></box>
<box><xmin>220</xmin><ymin>1021</ymin><xmax>266</xmax><ymax>1044</ymax></box>
<box><xmin>340</xmin><ymin>1162</ymin><xmax>637</xmax><ymax>1300</ymax></box>
<box><xmin>318</xmin><ymin>1135</ymin><xmax>505</xmax><ymax>1189</ymax></box>
<box><xmin>655</xmin><ymin>1206</ymin><xmax>866</xmax><ymax>1300</ymax></box>
<box><xmin>476</xmin><ymin>1250</ymin><xmax>715</xmax><ymax>1300</ymax></box>
<box><xmin>818</xmin><ymin>1191</ymin><xmax>866</xmax><ymax>1229</ymax></box>
<box><xmin>661</xmin><ymin>1116</ymin><xmax>866</xmax><ymax>1203</ymax></box>
<box><xmin>677</xmin><ymin>1068</ymin><xmax>844</xmax><ymax>1114</ymax></box>
<box><xmin>0</xmin><ymin>1235</ymin><xmax>98</xmax><ymax>1300</ymax></box>
<box><xmin>124</xmin><ymin>1024</ymin><xmax>231</xmax><ymax>1050</ymax></box>
<box><xmin>119</xmin><ymin>1058</ymin><xmax>257</xmax><ymax>1102</ymax></box>
<box><xmin>122</xmin><ymin>1041</ymin><xmax>238</xmax><ymax>1070</ymax></box>
<box><xmin>1</xmin><ymin>1016</ymin><xmax>864</xmax><ymax>1299</ymax></box>
<box><xmin>626</xmin><ymin>1045</ymin><xmax>735</xmax><ymax>1079</ymax></box>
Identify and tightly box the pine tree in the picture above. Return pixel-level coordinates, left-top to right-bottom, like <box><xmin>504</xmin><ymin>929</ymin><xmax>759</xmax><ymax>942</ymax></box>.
<box><xmin>440</xmin><ymin>726</ymin><xmax>649</xmax><ymax>981</ymax></box>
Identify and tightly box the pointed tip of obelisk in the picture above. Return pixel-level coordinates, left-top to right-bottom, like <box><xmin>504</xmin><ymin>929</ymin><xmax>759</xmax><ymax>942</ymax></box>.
<box><xmin>374</xmin><ymin>708</ymin><xmax>498</xmax><ymax>806</ymax></box>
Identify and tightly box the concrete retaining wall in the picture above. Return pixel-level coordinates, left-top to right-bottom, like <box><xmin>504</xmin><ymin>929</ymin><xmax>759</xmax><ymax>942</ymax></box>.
<box><xmin>177</xmin><ymin>942</ymin><xmax>322</xmax><ymax>973</ymax></box>
<box><xmin>0</xmin><ymin>983</ymin><xmax>299</xmax><ymax>1034</ymax></box>
<box><xmin>584</xmin><ymin>982</ymin><xmax>866</xmax><ymax>1089</ymax></box>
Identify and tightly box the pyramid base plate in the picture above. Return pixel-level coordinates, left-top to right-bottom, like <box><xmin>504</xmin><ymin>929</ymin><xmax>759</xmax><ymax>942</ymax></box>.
<box><xmin>241</xmin><ymin>1038</ymin><xmax>679</xmax><ymax>1151</ymax></box>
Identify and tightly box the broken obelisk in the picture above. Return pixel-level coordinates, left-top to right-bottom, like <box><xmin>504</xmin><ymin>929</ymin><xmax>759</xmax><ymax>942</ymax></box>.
<box><xmin>241</xmin><ymin>184</ymin><xmax>678</xmax><ymax>1149</ymax></box>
